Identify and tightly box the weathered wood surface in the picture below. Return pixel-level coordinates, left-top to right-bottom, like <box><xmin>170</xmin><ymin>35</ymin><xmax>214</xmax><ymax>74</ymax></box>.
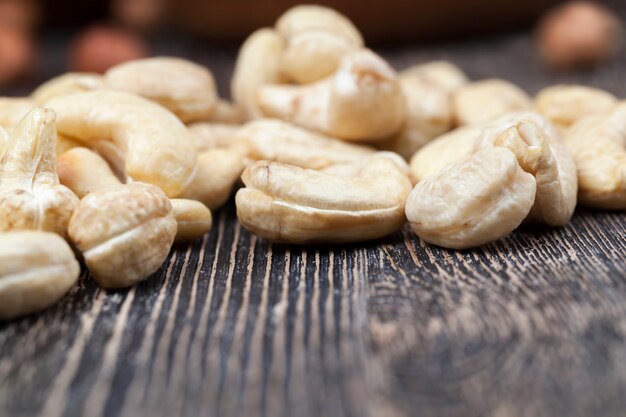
<box><xmin>1</xmin><ymin>28</ymin><xmax>626</xmax><ymax>417</ymax></box>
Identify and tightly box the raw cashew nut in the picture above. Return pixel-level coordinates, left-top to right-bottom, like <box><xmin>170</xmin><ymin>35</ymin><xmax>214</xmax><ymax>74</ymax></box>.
<box><xmin>276</xmin><ymin>5</ymin><xmax>363</xmax><ymax>84</ymax></box>
<box><xmin>45</xmin><ymin>91</ymin><xmax>197</xmax><ymax>197</ymax></box>
<box><xmin>534</xmin><ymin>85</ymin><xmax>617</xmax><ymax>131</ymax></box>
<box><xmin>453</xmin><ymin>79</ymin><xmax>531</xmax><ymax>126</ymax></box>
<box><xmin>180</xmin><ymin>147</ymin><xmax>246</xmax><ymax>210</ymax></box>
<box><xmin>564</xmin><ymin>102</ymin><xmax>626</xmax><ymax>208</ymax></box>
<box><xmin>31</xmin><ymin>72</ymin><xmax>103</xmax><ymax>104</ymax></box>
<box><xmin>377</xmin><ymin>70</ymin><xmax>454</xmax><ymax>159</ymax></box>
<box><xmin>236</xmin><ymin>153</ymin><xmax>412</xmax><ymax>244</ymax></box>
<box><xmin>398</xmin><ymin>61</ymin><xmax>468</xmax><ymax>93</ymax></box>
<box><xmin>104</xmin><ymin>57</ymin><xmax>217</xmax><ymax>123</ymax></box>
<box><xmin>0</xmin><ymin>231</ymin><xmax>80</xmax><ymax>321</ymax></box>
<box><xmin>257</xmin><ymin>49</ymin><xmax>406</xmax><ymax>141</ymax></box>
<box><xmin>236</xmin><ymin>119</ymin><xmax>375</xmax><ymax>172</ymax></box>
<box><xmin>0</xmin><ymin>108</ymin><xmax>79</xmax><ymax>237</ymax></box>
<box><xmin>0</xmin><ymin>97</ymin><xmax>35</xmax><ymax>128</ymax></box>
<box><xmin>171</xmin><ymin>199</ymin><xmax>213</xmax><ymax>242</ymax></box>
<box><xmin>232</xmin><ymin>28</ymin><xmax>285</xmax><ymax>119</ymax></box>
<box><xmin>409</xmin><ymin>112</ymin><xmax>577</xmax><ymax>228</ymax></box>
<box><xmin>188</xmin><ymin>122</ymin><xmax>241</xmax><ymax>151</ymax></box>
<box><xmin>406</xmin><ymin>147</ymin><xmax>537</xmax><ymax>249</ymax></box>
<box><xmin>58</xmin><ymin>147</ymin><xmax>177</xmax><ymax>288</ymax></box>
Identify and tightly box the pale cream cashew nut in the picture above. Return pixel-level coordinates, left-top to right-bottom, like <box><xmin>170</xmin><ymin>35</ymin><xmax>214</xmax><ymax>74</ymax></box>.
<box><xmin>31</xmin><ymin>72</ymin><xmax>103</xmax><ymax>104</ymax></box>
<box><xmin>45</xmin><ymin>90</ymin><xmax>197</xmax><ymax>197</ymax></box>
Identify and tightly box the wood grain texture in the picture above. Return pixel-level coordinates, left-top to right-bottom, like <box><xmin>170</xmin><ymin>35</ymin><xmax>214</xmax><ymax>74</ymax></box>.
<box><xmin>1</xmin><ymin>27</ymin><xmax>626</xmax><ymax>417</ymax></box>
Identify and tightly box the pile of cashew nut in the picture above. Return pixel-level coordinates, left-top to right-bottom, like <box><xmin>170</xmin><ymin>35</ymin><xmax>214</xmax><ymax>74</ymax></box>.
<box><xmin>0</xmin><ymin>5</ymin><xmax>624</xmax><ymax>320</ymax></box>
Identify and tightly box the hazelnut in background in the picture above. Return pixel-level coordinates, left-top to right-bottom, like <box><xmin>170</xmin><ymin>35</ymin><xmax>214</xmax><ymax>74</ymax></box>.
<box><xmin>69</xmin><ymin>24</ymin><xmax>148</xmax><ymax>73</ymax></box>
<box><xmin>0</xmin><ymin>25</ymin><xmax>35</xmax><ymax>87</ymax></box>
<box><xmin>536</xmin><ymin>1</ymin><xmax>623</xmax><ymax>70</ymax></box>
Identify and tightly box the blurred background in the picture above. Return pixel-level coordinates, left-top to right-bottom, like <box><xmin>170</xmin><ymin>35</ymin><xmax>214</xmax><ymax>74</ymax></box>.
<box><xmin>0</xmin><ymin>0</ymin><xmax>624</xmax><ymax>95</ymax></box>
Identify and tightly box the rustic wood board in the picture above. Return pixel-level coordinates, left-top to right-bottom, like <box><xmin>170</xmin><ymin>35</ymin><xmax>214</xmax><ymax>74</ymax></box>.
<box><xmin>1</xmin><ymin>28</ymin><xmax>626</xmax><ymax>417</ymax></box>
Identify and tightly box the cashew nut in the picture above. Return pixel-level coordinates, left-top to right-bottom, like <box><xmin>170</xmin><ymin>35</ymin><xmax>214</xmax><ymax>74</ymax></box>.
<box><xmin>235</xmin><ymin>153</ymin><xmax>412</xmax><ymax>244</ymax></box>
<box><xmin>534</xmin><ymin>85</ymin><xmax>617</xmax><ymax>131</ymax></box>
<box><xmin>236</xmin><ymin>119</ymin><xmax>375</xmax><ymax>172</ymax></box>
<box><xmin>0</xmin><ymin>231</ymin><xmax>80</xmax><ymax>321</ymax></box>
<box><xmin>257</xmin><ymin>49</ymin><xmax>405</xmax><ymax>141</ymax></box>
<box><xmin>406</xmin><ymin>147</ymin><xmax>537</xmax><ymax>249</ymax></box>
<box><xmin>275</xmin><ymin>5</ymin><xmax>363</xmax><ymax>84</ymax></box>
<box><xmin>103</xmin><ymin>57</ymin><xmax>217</xmax><ymax>123</ymax></box>
<box><xmin>563</xmin><ymin>102</ymin><xmax>626</xmax><ymax>208</ymax></box>
<box><xmin>58</xmin><ymin>147</ymin><xmax>177</xmax><ymax>288</ymax></box>
<box><xmin>31</xmin><ymin>72</ymin><xmax>103</xmax><ymax>104</ymax></box>
<box><xmin>45</xmin><ymin>91</ymin><xmax>197</xmax><ymax>197</ymax></box>
<box><xmin>171</xmin><ymin>199</ymin><xmax>213</xmax><ymax>242</ymax></box>
<box><xmin>452</xmin><ymin>79</ymin><xmax>531</xmax><ymax>126</ymax></box>
<box><xmin>231</xmin><ymin>28</ymin><xmax>285</xmax><ymax>119</ymax></box>
<box><xmin>409</xmin><ymin>112</ymin><xmax>577</xmax><ymax>229</ymax></box>
<box><xmin>0</xmin><ymin>108</ymin><xmax>79</xmax><ymax>237</ymax></box>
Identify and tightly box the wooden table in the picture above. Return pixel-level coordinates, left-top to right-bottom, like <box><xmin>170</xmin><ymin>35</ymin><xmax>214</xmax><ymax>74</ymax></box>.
<box><xmin>1</xmin><ymin>28</ymin><xmax>626</xmax><ymax>417</ymax></box>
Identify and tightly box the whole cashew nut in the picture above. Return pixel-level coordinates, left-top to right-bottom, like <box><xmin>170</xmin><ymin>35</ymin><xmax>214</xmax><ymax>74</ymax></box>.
<box><xmin>563</xmin><ymin>102</ymin><xmax>626</xmax><ymax>208</ymax></box>
<box><xmin>453</xmin><ymin>79</ymin><xmax>531</xmax><ymax>126</ymax></box>
<box><xmin>45</xmin><ymin>91</ymin><xmax>197</xmax><ymax>197</ymax></box>
<box><xmin>103</xmin><ymin>57</ymin><xmax>218</xmax><ymax>123</ymax></box>
<box><xmin>406</xmin><ymin>147</ymin><xmax>538</xmax><ymax>249</ymax></box>
<box><xmin>58</xmin><ymin>147</ymin><xmax>178</xmax><ymax>288</ymax></box>
<box><xmin>0</xmin><ymin>231</ymin><xmax>80</xmax><ymax>321</ymax></box>
<box><xmin>257</xmin><ymin>49</ymin><xmax>406</xmax><ymax>141</ymax></box>
<box><xmin>534</xmin><ymin>84</ymin><xmax>617</xmax><ymax>131</ymax></box>
<box><xmin>236</xmin><ymin>153</ymin><xmax>412</xmax><ymax>244</ymax></box>
<box><xmin>0</xmin><ymin>108</ymin><xmax>79</xmax><ymax>237</ymax></box>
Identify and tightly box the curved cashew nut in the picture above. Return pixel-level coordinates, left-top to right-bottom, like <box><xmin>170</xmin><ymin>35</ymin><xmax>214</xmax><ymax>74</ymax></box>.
<box><xmin>410</xmin><ymin>112</ymin><xmax>577</xmax><ymax>227</ymax></box>
<box><xmin>275</xmin><ymin>5</ymin><xmax>363</xmax><ymax>46</ymax></box>
<box><xmin>453</xmin><ymin>79</ymin><xmax>531</xmax><ymax>126</ymax></box>
<box><xmin>231</xmin><ymin>28</ymin><xmax>286</xmax><ymax>119</ymax></box>
<box><xmin>45</xmin><ymin>91</ymin><xmax>197</xmax><ymax>197</ymax></box>
<box><xmin>406</xmin><ymin>147</ymin><xmax>537</xmax><ymax>249</ymax></box>
<box><xmin>58</xmin><ymin>147</ymin><xmax>178</xmax><ymax>288</ymax></box>
<box><xmin>31</xmin><ymin>72</ymin><xmax>103</xmax><ymax>104</ymax></box>
<box><xmin>0</xmin><ymin>231</ymin><xmax>80</xmax><ymax>321</ymax></box>
<box><xmin>257</xmin><ymin>49</ymin><xmax>406</xmax><ymax>141</ymax></box>
<box><xmin>236</xmin><ymin>119</ymin><xmax>375</xmax><ymax>171</ymax></box>
<box><xmin>564</xmin><ymin>102</ymin><xmax>626</xmax><ymax>208</ymax></box>
<box><xmin>235</xmin><ymin>153</ymin><xmax>412</xmax><ymax>244</ymax></box>
<box><xmin>0</xmin><ymin>108</ymin><xmax>79</xmax><ymax>237</ymax></box>
<box><xmin>534</xmin><ymin>85</ymin><xmax>617</xmax><ymax>131</ymax></box>
<box><xmin>103</xmin><ymin>57</ymin><xmax>218</xmax><ymax>123</ymax></box>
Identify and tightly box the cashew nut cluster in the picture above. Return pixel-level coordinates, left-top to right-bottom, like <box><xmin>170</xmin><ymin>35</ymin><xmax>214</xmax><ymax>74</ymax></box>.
<box><xmin>0</xmin><ymin>108</ymin><xmax>79</xmax><ymax>237</ymax></box>
<box><xmin>236</xmin><ymin>153</ymin><xmax>412</xmax><ymax>244</ymax></box>
<box><xmin>406</xmin><ymin>112</ymin><xmax>578</xmax><ymax>248</ymax></box>
<box><xmin>0</xmin><ymin>231</ymin><xmax>80</xmax><ymax>321</ymax></box>
<box><xmin>564</xmin><ymin>102</ymin><xmax>626</xmax><ymax>208</ymax></box>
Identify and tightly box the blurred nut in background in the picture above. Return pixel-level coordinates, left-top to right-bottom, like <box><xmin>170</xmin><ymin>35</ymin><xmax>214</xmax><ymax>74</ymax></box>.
<box><xmin>537</xmin><ymin>1</ymin><xmax>622</xmax><ymax>69</ymax></box>
<box><xmin>0</xmin><ymin>25</ymin><xmax>34</xmax><ymax>87</ymax></box>
<box><xmin>0</xmin><ymin>0</ymin><xmax>40</xmax><ymax>31</ymax></box>
<box><xmin>69</xmin><ymin>24</ymin><xmax>148</xmax><ymax>73</ymax></box>
<box><xmin>112</xmin><ymin>0</ymin><xmax>167</xmax><ymax>31</ymax></box>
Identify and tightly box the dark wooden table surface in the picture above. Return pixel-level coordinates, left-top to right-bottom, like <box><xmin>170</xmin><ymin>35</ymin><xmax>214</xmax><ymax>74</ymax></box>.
<box><xmin>2</xmin><ymin>25</ymin><xmax>626</xmax><ymax>417</ymax></box>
